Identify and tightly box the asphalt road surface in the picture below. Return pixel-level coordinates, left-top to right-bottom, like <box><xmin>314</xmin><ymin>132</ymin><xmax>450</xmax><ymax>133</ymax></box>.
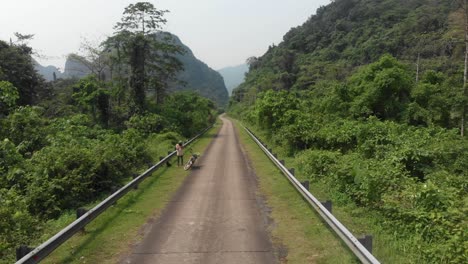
<box><xmin>123</xmin><ymin>117</ymin><xmax>276</xmax><ymax>264</ymax></box>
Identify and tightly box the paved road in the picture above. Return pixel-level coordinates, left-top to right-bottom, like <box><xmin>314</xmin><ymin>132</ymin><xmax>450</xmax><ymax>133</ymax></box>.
<box><xmin>123</xmin><ymin>117</ymin><xmax>275</xmax><ymax>264</ymax></box>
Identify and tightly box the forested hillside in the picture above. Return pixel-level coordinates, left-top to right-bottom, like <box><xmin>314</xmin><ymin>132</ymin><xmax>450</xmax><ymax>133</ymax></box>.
<box><xmin>167</xmin><ymin>34</ymin><xmax>229</xmax><ymax>106</ymax></box>
<box><xmin>0</xmin><ymin>3</ymin><xmax>217</xmax><ymax>263</ymax></box>
<box><xmin>230</xmin><ymin>0</ymin><xmax>467</xmax><ymax>262</ymax></box>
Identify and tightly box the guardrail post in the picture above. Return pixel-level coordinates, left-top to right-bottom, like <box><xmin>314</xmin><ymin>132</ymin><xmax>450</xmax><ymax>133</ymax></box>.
<box><xmin>280</xmin><ymin>160</ymin><xmax>285</xmax><ymax>165</ymax></box>
<box><xmin>132</xmin><ymin>173</ymin><xmax>139</xmax><ymax>189</ymax></box>
<box><xmin>76</xmin><ymin>207</ymin><xmax>88</xmax><ymax>232</ymax></box>
<box><xmin>358</xmin><ymin>235</ymin><xmax>373</xmax><ymax>253</ymax></box>
<box><xmin>321</xmin><ymin>200</ymin><xmax>332</xmax><ymax>213</ymax></box>
<box><xmin>76</xmin><ymin>207</ymin><xmax>88</xmax><ymax>218</ymax></box>
<box><xmin>110</xmin><ymin>186</ymin><xmax>119</xmax><ymax>205</ymax></box>
<box><xmin>300</xmin><ymin>180</ymin><xmax>309</xmax><ymax>191</ymax></box>
<box><xmin>16</xmin><ymin>245</ymin><xmax>33</xmax><ymax>261</ymax></box>
<box><xmin>289</xmin><ymin>168</ymin><xmax>295</xmax><ymax>176</ymax></box>
<box><xmin>273</xmin><ymin>153</ymin><xmax>277</xmax><ymax>158</ymax></box>
<box><xmin>160</xmin><ymin>156</ymin><xmax>171</xmax><ymax>167</ymax></box>
<box><xmin>268</xmin><ymin>148</ymin><xmax>272</xmax><ymax>153</ymax></box>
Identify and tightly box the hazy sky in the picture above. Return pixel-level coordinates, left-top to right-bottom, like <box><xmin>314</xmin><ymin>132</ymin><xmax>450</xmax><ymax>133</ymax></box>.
<box><xmin>0</xmin><ymin>0</ymin><xmax>330</xmax><ymax>70</ymax></box>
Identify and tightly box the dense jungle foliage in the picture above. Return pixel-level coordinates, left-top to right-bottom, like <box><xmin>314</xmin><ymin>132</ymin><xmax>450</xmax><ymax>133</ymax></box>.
<box><xmin>230</xmin><ymin>0</ymin><xmax>467</xmax><ymax>262</ymax></box>
<box><xmin>0</xmin><ymin>3</ymin><xmax>217</xmax><ymax>263</ymax></box>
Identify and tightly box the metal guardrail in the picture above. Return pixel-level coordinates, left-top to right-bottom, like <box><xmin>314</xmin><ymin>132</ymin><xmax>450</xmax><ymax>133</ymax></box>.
<box><xmin>243</xmin><ymin>126</ymin><xmax>381</xmax><ymax>264</ymax></box>
<box><xmin>16</xmin><ymin>125</ymin><xmax>214</xmax><ymax>264</ymax></box>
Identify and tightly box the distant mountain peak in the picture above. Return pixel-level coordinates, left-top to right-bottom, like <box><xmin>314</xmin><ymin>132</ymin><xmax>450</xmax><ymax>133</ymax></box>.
<box><xmin>162</xmin><ymin>32</ymin><xmax>229</xmax><ymax>106</ymax></box>
<box><xmin>217</xmin><ymin>64</ymin><xmax>248</xmax><ymax>95</ymax></box>
<box><xmin>33</xmin><ymin>60</ymin><xmax>63</xmax><ymax>81</ymax></box>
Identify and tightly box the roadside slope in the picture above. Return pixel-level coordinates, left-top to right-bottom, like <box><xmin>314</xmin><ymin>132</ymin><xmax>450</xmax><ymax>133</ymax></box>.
<box><xmin>231</xmin><ymin>118</ymin><xmax>356</xmax><ymax>263</ymax></box>
<box><xmin>42</xmin><ymin>122</ymin><xmax>221</xmax><ymax>264</ymax></box>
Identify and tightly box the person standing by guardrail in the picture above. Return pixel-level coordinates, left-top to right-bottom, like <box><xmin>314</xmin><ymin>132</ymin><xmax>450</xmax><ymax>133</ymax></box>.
<box><xmin>175</xmin><ymin>141</ymin><xmax>184</xmax><ymax>167</ymax></box>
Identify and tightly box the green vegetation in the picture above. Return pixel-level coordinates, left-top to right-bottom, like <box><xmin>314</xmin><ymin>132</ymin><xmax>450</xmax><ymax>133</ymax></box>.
<box><xmin>0</xmin><ymin>81</ymin><xmax>19</xmax><ymax>115</ymax></box>
<box><xmin>0</xmin><ymin>3</ymin><xmax>218</xmax><ymax>263</ymax></box>
<box><xmin>230</xmin><ymin>0</ymin><xmax>467</xmax><ymax>262</ymax></box>
<box><xmin>232</xmin><ymin>119</ymin><xmax>357</xmax><ymax>263</ymax></box>
<box><xmin>40</xmin><ymin>121</ymin><xmax>220</xmax><ymax>264</ymax></box>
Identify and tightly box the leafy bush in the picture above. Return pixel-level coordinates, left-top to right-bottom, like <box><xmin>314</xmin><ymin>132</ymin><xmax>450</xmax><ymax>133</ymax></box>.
<box><xmin>253</xmin><ymin>90</ymin><xmax>299</xmax><ymax>131</ymax></box>
<box><xmin>0</xmin><ymin>139</ymin><xmax>23</xmax><ymax>189</ymax></box>
<box><xmin>24</xmin><ymin>126</ymin><xmax>149</xmax><ymax>218</ymax></box>
<box><xmin>342</xmin><ymin>55</ymin><xmax>413</xmax><ymax>120</ymax></box>
<box><xmin>0</xmin><ymin>188</ymin><xmax>39</xmax><ymax>263</ymax></box>
<box><xmin>1</xmin><ymin>106</ymin><xmax>48</xmax><ymax>154</ymax></box>
<box><xmin>160</xmin><ymin>92</ymin><xmax>215</xmax><ymax>136</ymax></box>
<box><xmin>0</xmin><ymin>81</ymin><xmax>19</xmax><ymax>115</ymax></box>
<box><xmin>146</xmin><ymin>131</ymin><xmax>182</xmax><ymax>160</ymax></box>
<box><xmin>125</xmin><ymin>113</ymin><xmax>167</xmax><ymax>136</ymax></box>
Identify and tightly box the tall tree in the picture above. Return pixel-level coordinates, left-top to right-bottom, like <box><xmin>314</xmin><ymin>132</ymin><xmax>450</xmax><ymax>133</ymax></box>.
<box><xmin>110</xmin><ymin>2</ymin><xmax>183</xmax><ymax>113</ymax></box>
<box><xmin>0</xmin><ymin>39</ymin><xmax>44</xmax><ymax>105</ymax></box>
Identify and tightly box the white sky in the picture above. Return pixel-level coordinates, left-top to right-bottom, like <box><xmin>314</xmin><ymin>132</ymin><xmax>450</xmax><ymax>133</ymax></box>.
<box><xmin>0</xmin><ymin>0</ymin><xmax>330</xmax><ymax>70</ymax></box>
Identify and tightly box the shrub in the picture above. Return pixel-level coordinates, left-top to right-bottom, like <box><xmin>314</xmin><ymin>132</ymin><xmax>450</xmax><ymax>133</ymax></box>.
<box><xmin>0</xmin><ymin>188</ymin><xmax>39</xmax><ymax>263</ymax></box>
<box><xmin>125</xmin><ymin>113</ymin><xmax>167</xmax><ymax>136</ymax></box>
